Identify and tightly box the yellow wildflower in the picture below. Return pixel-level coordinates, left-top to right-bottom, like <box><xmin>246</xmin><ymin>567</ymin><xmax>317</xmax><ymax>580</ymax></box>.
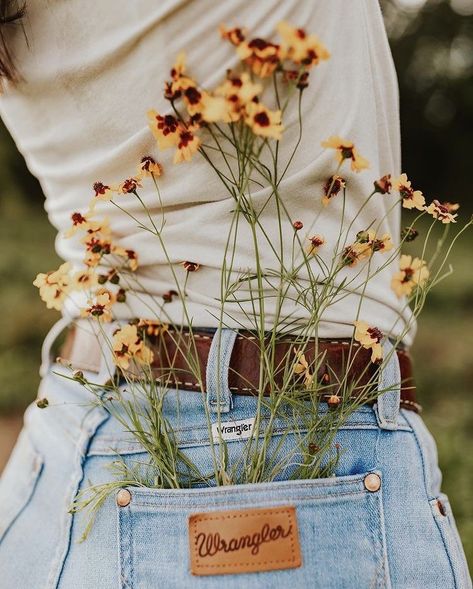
<box><xmin>118</xmin><ymin>176</ymin><xmax>143</xmax><ymax>195</ymax></box>
<box><xmin>244</xmin><ymin>101</ymin><xmax>283</xmax><ymax>140</ymax></box>
<box><xmin>174</xmin><ymin>128</ymin><xmax>201</xmax><ymax>163</ymax></box>
<box><xmin>293</xmin><ymin>347</ymin><xmax>314</xmax><ymax>386</ymax></box>
<box><xmin>391</xmin><ymin>255</ymin><xmax>429</xmax><ymax>298</ymax></box>
<box><xmin>138</xmin><ymin>156</ymin><xmax>163</xmax><ymax>177</ymax></box>
<box><xmin>148</xmin><ymin>110</ymin><xmax>181</xmax><ymax>149</ymax></box>
<box><xmin>277</xmin><ymin>21</ymin><xmax>330</xmax><ymax>68</ymax></box>
<box><xmin>92</xmin><ymin>182</ymin><xmax>118</xmax><ymax>201</ymax></box>
<box><xmin>321</xmin><ymin>136</ymin><xmax>369</xmax><ymax>173</ymax></box>
<box><xmin>71</xmin><ymin>269</ymin><xmax>99</xmax><ymax>290</ymax></box>
<box><xmin>234</xmin><ymin>34</ymin><xmax>281</xmax><ymax>77</ymax></box>
<box><xmin>81</xmin><ymin>288</ymin><xmax>116</xmax><ymax>322</ymax></box>
<box><xmin>33</xmin><ymin>262</ymin><xmax>71</xmax><ymax>311</ymax></box>
<box><xmin>392</xmin><ymin>173</ymin><xmax>425</xmax><ymax>210</ymax></box>
<box><xmin>214</xmin><ymin>72</ymin><xmax>262</xmax><ymax>122</ymax></box>
<box><xmin>219</xmin><ymin>25</ymin><xmax>246</xmax><ymax>47</ymax></box>
<box><xmin>425</xmin><ymin>199</ymin><xmax>458</xmax><ymax>224</ymax></box>
<box><xmin>306</xmin><ymin>235</ymin><xmax>325</xmax><ymax>256</ymax></box>
<box><xmin>322</xmin><ymin>175</ymin><xmax>346</xmax><ymax>206</ymax></box>
<box><xmin>112</xmin><ymin>324</ymin><xmax>154</xmax><ymax>371</ymax></box>
<box><xmin>353</xmin><ymin>320</ymin><xmax>384</xmax><ymax>364</ymax></box>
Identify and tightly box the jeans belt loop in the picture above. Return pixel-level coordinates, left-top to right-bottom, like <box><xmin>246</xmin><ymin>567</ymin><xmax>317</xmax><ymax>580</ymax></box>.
<box><xmin>375</xmin><ymin>338</ymin><xmax>401</xmax><ymax>430</ymax></box>
<box><xmin>205</xmin><ymin>327</ymin><xmax>239</xmax><ymax>414</ymax></box>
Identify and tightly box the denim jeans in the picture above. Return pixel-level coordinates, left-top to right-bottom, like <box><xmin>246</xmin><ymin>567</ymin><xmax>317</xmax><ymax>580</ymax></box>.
<box><xmin>0</xmin><ymin>318</ymin><xmax>471</xmax><ymax>588</ymax></box>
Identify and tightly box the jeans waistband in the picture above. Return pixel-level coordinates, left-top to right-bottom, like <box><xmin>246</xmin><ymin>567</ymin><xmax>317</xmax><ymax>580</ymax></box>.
<box><xmin>37</xmin><ymin>317</ymin><xmax>406</xmax><ymax>442</ymax></box>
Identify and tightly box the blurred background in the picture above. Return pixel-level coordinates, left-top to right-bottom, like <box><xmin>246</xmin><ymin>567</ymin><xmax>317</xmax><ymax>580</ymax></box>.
<box><xmin>0</xmin><ymin>0</ymin><xmax>472</xmax><ymax>566</ymax></box>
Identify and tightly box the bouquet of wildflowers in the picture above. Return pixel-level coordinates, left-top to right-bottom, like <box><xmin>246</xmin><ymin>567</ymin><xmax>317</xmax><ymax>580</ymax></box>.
<box><xmin>33</xmin><ymin>22</ymin><xmax>471</xmax><ymax>539</ymax></box>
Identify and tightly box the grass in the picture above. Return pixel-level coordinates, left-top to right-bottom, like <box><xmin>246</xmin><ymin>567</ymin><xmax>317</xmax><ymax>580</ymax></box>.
<box><xmin>0</xmin><ymin>194</ymin><xmax>471</xmax><ymax>566</ymax></box>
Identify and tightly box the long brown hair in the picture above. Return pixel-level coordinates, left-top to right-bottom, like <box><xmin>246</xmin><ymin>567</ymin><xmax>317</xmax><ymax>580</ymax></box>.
<box><xmin>0</xmin><ymin>0</ymin><xmax>25</xmax><ymax>82</ymax></box>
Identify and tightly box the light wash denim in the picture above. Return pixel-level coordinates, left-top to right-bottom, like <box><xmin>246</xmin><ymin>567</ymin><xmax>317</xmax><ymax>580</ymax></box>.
<box><xmin>0</xmin><ymin>319</ymin><xmax>471</xmax><ymax>588</ymax></box>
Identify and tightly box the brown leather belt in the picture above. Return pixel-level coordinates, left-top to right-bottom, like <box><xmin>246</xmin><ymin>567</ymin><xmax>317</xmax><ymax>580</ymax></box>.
<box><xmin>58</xmin><ymin>323</ymin><xmax>421</xmax><ymax>413</ymax></box>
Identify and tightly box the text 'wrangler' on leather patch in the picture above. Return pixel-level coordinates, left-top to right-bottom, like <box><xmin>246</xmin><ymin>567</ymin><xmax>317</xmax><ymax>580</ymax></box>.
<box><xmin>188</xmin><ymin>505</ymin><xmax>302</xmax><ymax>576</ymax></box>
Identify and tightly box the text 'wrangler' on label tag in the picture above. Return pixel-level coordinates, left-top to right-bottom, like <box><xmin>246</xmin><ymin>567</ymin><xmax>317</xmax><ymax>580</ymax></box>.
<box><xmin>210</xmin><ymin>417</ymin><xmax>255</xmax><ymax>442</ymax></box>
<box><xmin>189</xmin><ymin>505</ymin><xmax>302</xmax><ymax>576</ymax></box>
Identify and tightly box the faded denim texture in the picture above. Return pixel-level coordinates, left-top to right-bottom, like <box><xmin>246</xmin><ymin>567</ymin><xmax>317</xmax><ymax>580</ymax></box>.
<box><xmin>0</xmin><ymin>321</ymin><xmax>471</xmax><ymax>588</ymax></box>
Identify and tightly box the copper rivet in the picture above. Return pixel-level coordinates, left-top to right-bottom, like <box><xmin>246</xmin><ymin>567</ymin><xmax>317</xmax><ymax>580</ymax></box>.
<box><xmin>364</xmin><ymin>473</ymin><xmax>381</xmax><ymax>492</ymax></box>
<box><xmin>437</xmin><ymin>499</ymin><xmax>447</xmax><ymax>517</ymax></box>
<box><xmin>116</xmin><ymin>489</ymin><xmax>132</xmax><ymax>507</ymax></box>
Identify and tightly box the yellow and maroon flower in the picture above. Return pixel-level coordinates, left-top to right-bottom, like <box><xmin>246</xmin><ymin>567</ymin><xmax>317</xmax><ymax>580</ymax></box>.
<box><xmin>425</xmin><ymin>199</ymin><xmax>458</xmax><ymax>224</ymax></box>
<box><xmin>321</xmin><ymin>136</ymin><xmax>369</xmax><ymax>173</ymax></box>
<box><xmin>322</xmin><ymin>175</ymin><xmax>346</xmax><ymax>206</ymax></box>
<box><xmin>219</xmin><ymin>25</ymin><xmax>246</xmax><ymax>47</ymax></box>
<box><xmin>353</xmin><ymin>320</ymin><xmax>384</xmax><ymax>364</ymax></box>
<box><xmin>244</xmin><ymin>101</ymin><xmax>283</xmax><ymax>140</ymax></box>
<box><xmin>92</xmin><ymin>181</ymin><xmax>117</xmax><ymax>201</ymax></box>
<box><xmin>147</xmin><ymin>110</ymin><xmax>181</xmax><ymax>149</ymax></box>
<box><xmin>118</xmin><ymin>176</ymin><xmax>143</xmax><ymax>195</ymax></box>
<box><xmin>33</xmin><ymin>262</ymin><xmax>71</xmax><ymax>311</ymax></box>
<box><xmin>112</xmin><ymin>323</ymin><xmax>154</xmax><ymax>371</ymax></box>
<box><xmin>293</xmin><ymin>346</ymin><xmax>314</xmax><ymax>386</ymax></box>
<box><xmin>236</xmin><ymin>37</ymin><xmax>281</xmax><ymax>78</ymax></box>
<box><xmin>277</xmin><ymin>21</ymin><xmax>330</xmax><ymax>69</ymax></box>
<box><xmin>391</xmin><ymin>255</ymin><xmax>429</xmax><ymax>298</ymax></box>
<box><xmin>181</xmin><ymin>260</ymin><xmax>200</xmax><ymax>272</ymax></box>
<box><xmin>174</xmin><ymin>127</ymin><xmax>201</xmax><ymax>163</ymax></box>
<box><xmin>214</xmin><ymin>72</ymin><xmax>262</xmax><ymax>122</ymax></box>
<box><xmin>81</xmin><ymin>288</ymin><xmax>116</xmax><ymax>322</ymax></box>
<box><xmin>342</xmin><ymin>230</ymin><xmax>392</xmax><ymax>266</ymax></box>
<box><xmin>110</xmin><ymin>245</ymin><xmax>139</xmax><ymax>271</ymax></box>
<box><xmin>136</xmin><ymin>318</ymin><xmax>169</xmax><ymax>338</ymax></box>
<box><xmin>374</xmin><ymin>174</ymin><xmax>392</xmax><ymax>195</ymax></box>
<box><xmin>71</xmin><ymin>269</ymin><xmax>99</xmax><ymax>290</ymax></box>
<box><xmin>138</xmin><ymin>156</ymin><xmax>163</xmax><ymax>177</ymax></box>
<box><xmin>392</xmin><ymin>173</ymin><xmax>425</xmax><ymax>210</ymax></box>
<box><xmin>306</xmin><ymin>235</ymin><xmax>325</xmax><ymax>256</ymax></box>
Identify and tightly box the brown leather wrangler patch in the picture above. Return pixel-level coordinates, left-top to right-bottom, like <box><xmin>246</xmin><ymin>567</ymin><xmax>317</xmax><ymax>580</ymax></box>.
<box><xmin>188</xmin><ymin>505</ymin><xmax>302</xmax><ymax>576</ymax></box>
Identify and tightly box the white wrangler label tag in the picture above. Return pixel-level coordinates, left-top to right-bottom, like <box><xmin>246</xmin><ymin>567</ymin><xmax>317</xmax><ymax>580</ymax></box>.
<box><xmin>211</xmin><ymin>417</ymin><xmax>256</xmax><ymax>442</ymax></box>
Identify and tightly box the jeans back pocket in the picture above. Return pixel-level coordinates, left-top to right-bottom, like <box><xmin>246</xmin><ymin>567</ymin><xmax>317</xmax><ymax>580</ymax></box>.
<box><xmin>117</xmin><ymin>470</ymin><xmax>391</xmax><ymax>589</ymax></box>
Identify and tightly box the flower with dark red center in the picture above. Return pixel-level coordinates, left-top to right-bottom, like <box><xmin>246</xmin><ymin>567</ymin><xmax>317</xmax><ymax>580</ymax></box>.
<box><xmin>181</xmin><ymin>261</ymin><xmax>200</xmax><ymax>272</ymax></box>
<box><xmin>71</xmin><ymin>212</ymin><xmax>87</xmax><ymax>226</ymax></box>
<box><xmin>425</xmin><ymin>199</ymin><xmax>459</xmax><ymax>224</ymax></box>
<box><xmin>374</xmin><ymin>174</ymin><xmax>392</xmax><ymax>195</ymax></box>
<box><xmin>118</xmin><ymin>177</ymin><xmax>142</xmax><ymax>194</ymax></box>
<box><xmin>293</xmin><ymin>220</ymin><xmax>303</xmax><ymax>230</ymax></box>
<box><xmin>353</xmin><ymin>320</ymin><xmax>384</xmax><ymax>363</ymax></box>
<box><xmin>93</xmin><ymin>182</ymin><xmax>110</xmax><ymax>197</ymax></box>
<box><xmin>321</xmin><ymin>136</ymin><xmax>369</xmax><ymax>173</ymax></box>
<box><xmin>306</xmin><ymin>235</ymin><xmax>325</xmax><ymax>255</ymax></box>
<box><xmin>220</xmin><ymin>25</ymin><xmax>246</xmax><ymax>46</ymax></box>
<box><xmin>392</xmin><ymin>173</ymin><xmax>425</xmax><ymax>210</ymax></box>
<box><xmin>139</xmin><ymin>156</ymin><xmax>162</xmax><ymax>177</ymax></box>
<box><xmin>322</xmin><ymin>174</ymin><xmax>346</xmax><ymax>206</ymax></box>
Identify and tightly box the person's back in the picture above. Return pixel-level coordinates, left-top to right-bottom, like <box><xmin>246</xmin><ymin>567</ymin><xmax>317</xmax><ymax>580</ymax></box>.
<box><xmin>0</xmin><ymin>0</ymin><xmax>415</xmax><ymax>344</ymax></box>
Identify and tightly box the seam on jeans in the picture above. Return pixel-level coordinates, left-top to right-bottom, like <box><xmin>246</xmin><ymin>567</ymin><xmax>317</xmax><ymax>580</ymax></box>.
<box><xmin>118</xmin><ymin>505</ymin><xmax>133</xmax><ymax>589</ymax></box>
<box><xmin>130</xmin><ymin>489</ymin><xmax>371</xmax><ymax>509</ymax></box>
<box><xmin>429</xmin><ymin>499</ymin><xmax>463</xmax><ymax>589</ymax></box>
<box><xmin>399</xmin><ymin>409</ymin><xmax>433</xmax><ymax>501</ymax></box>
<box><xmin>46</xmin><ymin>406</ymin><xmax>109</xmax><ymax>589</ymax></box>
<box><xmin>87</xmin><ymin>422</ymin><xmax>413</xmax><ymax>455</ymax></box>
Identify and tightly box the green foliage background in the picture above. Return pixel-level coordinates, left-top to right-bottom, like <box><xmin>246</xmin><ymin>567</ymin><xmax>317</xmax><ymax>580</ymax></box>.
<box><xmin>0</xmin><ymin>0</ymin><xmax>471</xmax><ymax>567</ymax></box>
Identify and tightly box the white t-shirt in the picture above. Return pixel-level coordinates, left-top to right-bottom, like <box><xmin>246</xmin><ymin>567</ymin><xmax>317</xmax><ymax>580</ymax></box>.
<box><xmin>0</xmin><ymin>0</ymin><xmax>416</xmax><ymax>346</ymax></box>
